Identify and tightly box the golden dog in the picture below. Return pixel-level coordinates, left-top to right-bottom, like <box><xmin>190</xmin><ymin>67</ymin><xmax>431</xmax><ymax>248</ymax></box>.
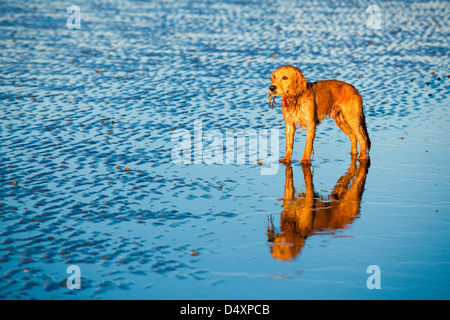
<box><xmin>268</xmin><ymin>65</ymin><xmax>371</xmax><ymax>164</ymax></box>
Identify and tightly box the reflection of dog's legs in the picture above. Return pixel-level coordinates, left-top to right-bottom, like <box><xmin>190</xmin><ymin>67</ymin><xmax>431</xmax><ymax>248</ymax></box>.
<box><xmin>299</xmin><ymin>164</ymin><xmax>315</xmax><ymax>235</ymax></box>
<box><xmin>329</xmin><ymin>159</ymin><xmax>370</xmax><ymax>217</ymax></box>
<box><xmin>301</xmin><ymin>164</ymin><xmax>314</xmax><ymax>206</ymax></box>
<box><xmin>351</xmin><ymin>159</ymin><xmax>370</xmax><ymax>194</ymax></box>
<box><xmin>331</xmin><ymin>157</ymin><xmax>358</xmax><ymax>199</ymax></box>
<box><xmin>284</xmin><ymin>165</ymin><xmax>295</xmax><ymax>200</ymax></box>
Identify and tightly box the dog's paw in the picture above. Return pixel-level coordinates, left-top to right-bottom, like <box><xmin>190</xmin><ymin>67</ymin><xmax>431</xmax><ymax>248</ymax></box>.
<box><xmin>300</xmin><ymin>158</ymin><xmax>311</xmax><ymax>165</ymax></box>
<box><xmin>357</xmin><ymin>153</ymin><xmax>369</xmax><ymax>161</ymax></box>
<box><xmin>279</xmin><ymin>158</ymin><xmax>291</xmax><ymax>164</ymax></box>
<box><xmin>357</xmin><ymin>155</ymin><xmax>371</xmax><ymax>166</ymax></box>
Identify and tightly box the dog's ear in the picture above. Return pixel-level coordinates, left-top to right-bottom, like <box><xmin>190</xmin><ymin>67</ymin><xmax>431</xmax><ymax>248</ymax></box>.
<box><xmin>291</xmin><ymin>68</ymin><xmax>307</xmax><ymax>96</ymax></box>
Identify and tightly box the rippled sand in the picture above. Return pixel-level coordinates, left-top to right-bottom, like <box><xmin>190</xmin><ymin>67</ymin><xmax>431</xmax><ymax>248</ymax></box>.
<box><xmin>0</xmin><ymin>0</ymin><xmax>449</xmax><ymax>299</ymax></box>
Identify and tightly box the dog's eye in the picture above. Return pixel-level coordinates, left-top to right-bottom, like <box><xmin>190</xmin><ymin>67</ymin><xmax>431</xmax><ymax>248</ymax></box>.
<box><xmin>282</xmin><ymin>76</ymin><xmax>288</xmax><ymax>80</ymax></box>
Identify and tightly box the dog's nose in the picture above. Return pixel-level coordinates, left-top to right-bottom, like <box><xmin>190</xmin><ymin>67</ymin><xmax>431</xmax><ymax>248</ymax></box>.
<box><xmin>269</xmin><ymin>85</ymin><xmax>277</xmax><ymax>92</ymax></box>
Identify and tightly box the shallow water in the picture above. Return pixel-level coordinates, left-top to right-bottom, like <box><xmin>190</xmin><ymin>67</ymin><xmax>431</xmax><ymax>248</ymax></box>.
<box><xmin>0</xmin><ymin>0</ymin><xmax>449</xmax><ymax>299</ymax></box>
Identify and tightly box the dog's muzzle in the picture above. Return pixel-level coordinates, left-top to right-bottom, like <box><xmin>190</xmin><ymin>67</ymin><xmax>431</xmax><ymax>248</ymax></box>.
<box><xmin>269</xmin><ymin>85</ymin><xmax>277</xmax><ymax>92</ymax></box>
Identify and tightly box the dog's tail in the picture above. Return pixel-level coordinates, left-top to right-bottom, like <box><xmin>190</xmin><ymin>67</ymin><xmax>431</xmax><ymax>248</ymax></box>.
<box><xmin>356</xmin><ymin>93</ymin><xmax>371</xmax><ymax>151</ymax></box>
<box><xmin>360</xmin><ymin>113</ymin><xmax>371</xmax><ymax>151</ymax></box>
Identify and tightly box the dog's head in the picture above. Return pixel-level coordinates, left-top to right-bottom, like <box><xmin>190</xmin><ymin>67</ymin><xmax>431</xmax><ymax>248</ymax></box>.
<box><xmin>269</xmin><ymin>65</ymin><xmax>307</xmax><ymax>98</ymax></box>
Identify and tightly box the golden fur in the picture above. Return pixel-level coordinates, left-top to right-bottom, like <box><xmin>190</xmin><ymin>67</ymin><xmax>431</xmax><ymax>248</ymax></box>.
<box><xmin>267</xmin><ymin>158</ymin><xmax>370</xmax><ymax>260</ymax></box>
<box><xmin>268</xmin><ymin>65</ymin><xmax>371</xmax><ymax>164</ymax></box>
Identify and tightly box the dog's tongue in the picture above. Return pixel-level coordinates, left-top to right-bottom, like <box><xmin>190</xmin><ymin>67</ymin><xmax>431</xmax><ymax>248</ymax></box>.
<box><xmin>283</xmin><ymin>97</ymin><xmax>287</xmax><ymax>107</ymax></box>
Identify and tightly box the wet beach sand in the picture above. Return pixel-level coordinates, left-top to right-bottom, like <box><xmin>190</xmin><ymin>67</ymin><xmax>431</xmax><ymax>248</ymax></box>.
<box><xmin>0</xmin><ymin>0</ymin><xmax>449</xmax><ymax>299</ymax></box>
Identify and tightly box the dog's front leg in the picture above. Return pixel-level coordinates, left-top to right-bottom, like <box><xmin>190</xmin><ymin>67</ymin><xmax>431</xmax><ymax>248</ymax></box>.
<box><xmin>300</xmin><ymin>124</ymin><xmax>315</xmax><ymax>165</ymax></box>
<box><xmin>280</xmin><ymin>122</ymin><xmax>295</xmax><ymax>164</ymax></box>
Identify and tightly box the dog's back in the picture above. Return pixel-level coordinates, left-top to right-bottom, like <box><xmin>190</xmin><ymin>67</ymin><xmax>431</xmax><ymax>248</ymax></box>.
<box><xmin>309</xmin><ymin>80</ymin><xmax>360</xmax><ymax>120</ymax></box>
<box><xmin>313</xmin><ymin>80</ymin><xmax>371</xmax><ymax>152</ymax></box>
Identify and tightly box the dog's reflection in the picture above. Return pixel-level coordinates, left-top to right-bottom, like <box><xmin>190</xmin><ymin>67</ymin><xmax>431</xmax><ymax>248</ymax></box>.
<box><xmin>267</xmin><ymin>158</ymin><xmax>370</xmax><ymax>261</ymax></box>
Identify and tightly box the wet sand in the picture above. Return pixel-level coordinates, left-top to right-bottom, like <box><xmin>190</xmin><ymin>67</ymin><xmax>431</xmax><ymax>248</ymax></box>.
<box><xmin>0</xmin><ymin>0</ymin><xmax>449</xmax><ymax>299</ymax></box>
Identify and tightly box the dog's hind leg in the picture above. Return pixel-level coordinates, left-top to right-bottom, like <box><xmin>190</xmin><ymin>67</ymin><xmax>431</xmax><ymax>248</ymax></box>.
<box><xmin>332</xmin><ymin>109</ymin><xmax>358</xmax><ymax>155</ymax></box>
<box><xmin>353</xmin><ymin>114</ymin><xmax>370</xmax><ymax>161</ymax></box>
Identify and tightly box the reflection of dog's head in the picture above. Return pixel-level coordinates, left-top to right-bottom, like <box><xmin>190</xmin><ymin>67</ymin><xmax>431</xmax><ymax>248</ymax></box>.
<box><xmin>268</xmin><ymin>216</ymin><xmax>306</xmax><ymax>261</ymax></box>
<box><xmin>269</xmin><ymin>65</ymin><xmax>307</xmax><ymax>98</ymax></box>
<box><xmin>271</xmin><ymin>235</ymin><xmax>306</xmax><ymax>261</ymax></box>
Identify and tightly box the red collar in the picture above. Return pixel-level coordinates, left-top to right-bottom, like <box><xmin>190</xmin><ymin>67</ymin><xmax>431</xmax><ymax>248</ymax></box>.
<box><xmin>283</xmin><ymin>96</ymin><xmax>292</xmax><ymax>107</ymax></box>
